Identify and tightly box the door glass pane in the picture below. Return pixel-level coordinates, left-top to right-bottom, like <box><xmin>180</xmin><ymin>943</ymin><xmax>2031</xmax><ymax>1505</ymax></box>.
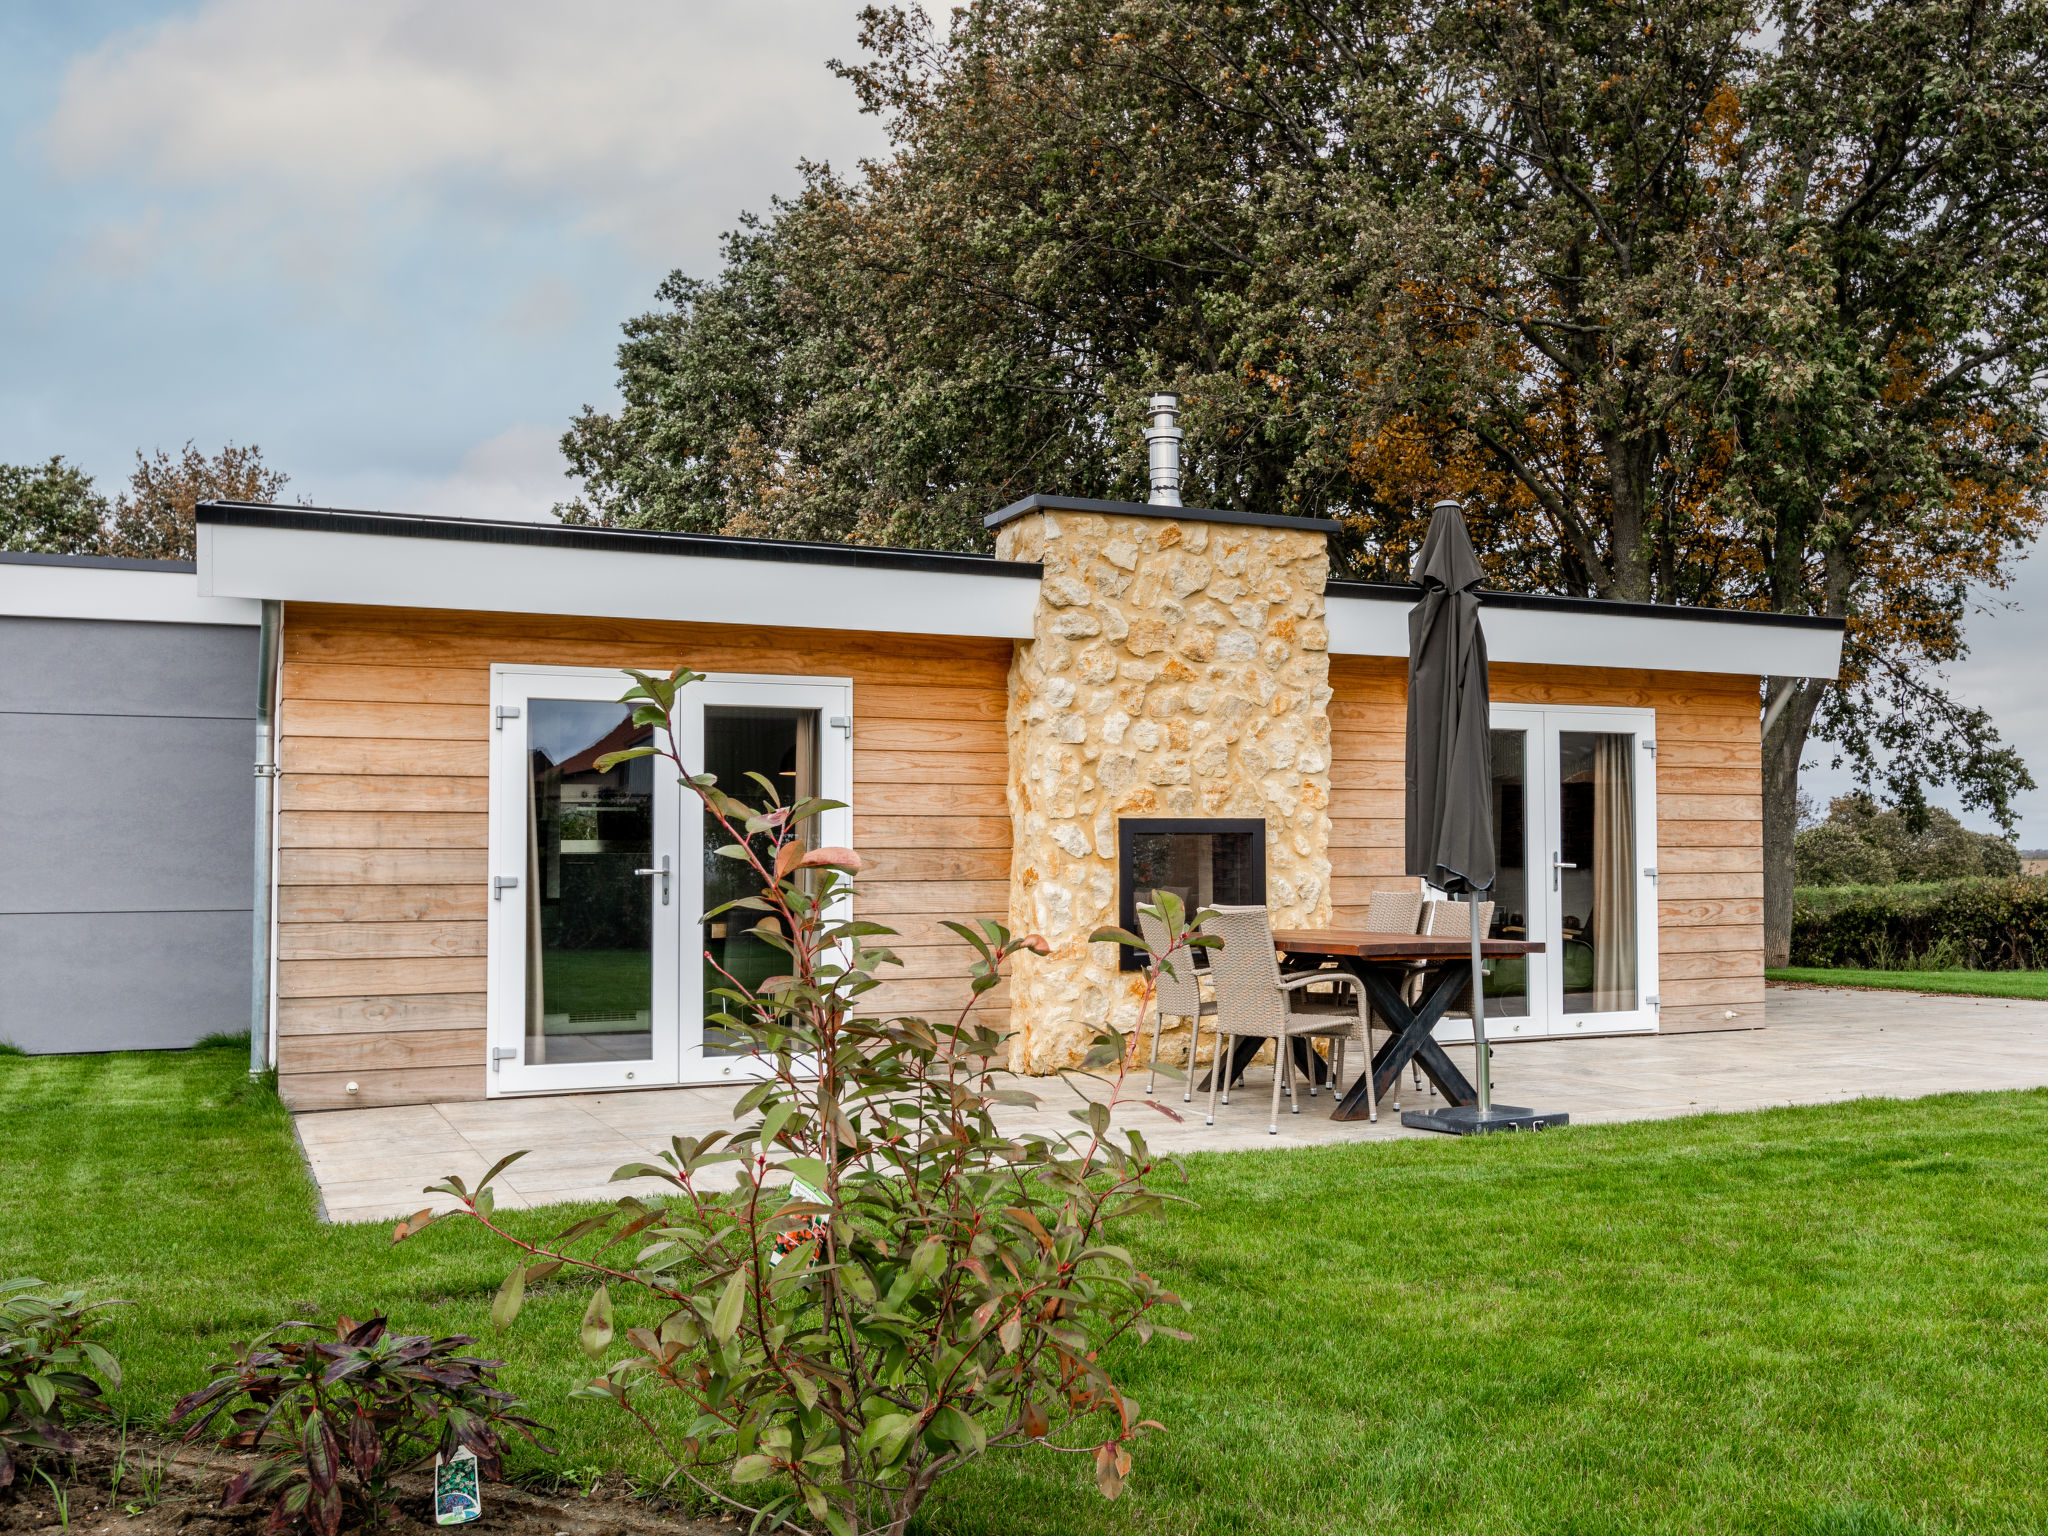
<box><xmin>526</xmin><ymin>700</ymin><xmax>655</xmax><ymax>1064</ymax></box>
<box><xmin>1559</xmin><ymin>731</ymin><xmax>1639</xmax><ymax>1013</ymax></box>
<box><xmin>702</xmin><ymin>707</ymin><xmax>818</xmax><ymax>1056</ymax></box>
<box><xmin>1485</xmin><ymin>730</ymin><xmax>1529</xmax><ymax>1017</ymax></box>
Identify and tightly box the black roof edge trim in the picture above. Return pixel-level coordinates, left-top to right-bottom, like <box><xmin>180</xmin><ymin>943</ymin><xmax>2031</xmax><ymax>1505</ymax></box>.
<box><xmin>1324</xmin><ymin>577</ymin><xmax>1846</xmax><ymax>632</ymax></box>
<box><xmin>0</xmin><ymin>549</ymin><xmax>197</xmax><ymax>573</ymax></box>
<box><xmin>196</xmin><ymin>502</ymin><xmax>1044</xmax><ymax>579</ymax></box>
<box><xmin>986</xmin><ymin>492</ymin><xmax>1337</xmax><ymax>534</ymax></box>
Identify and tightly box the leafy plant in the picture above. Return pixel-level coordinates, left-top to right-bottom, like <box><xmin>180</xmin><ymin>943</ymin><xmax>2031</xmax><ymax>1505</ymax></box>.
<box><xmin>399</xmin><ymin>663</ymin><xmax>1198</xmax><ymax>1536</ymax></box>
<box><xmin>170</xmin><ymin>1316</ymin><xmax>550</xmax><ymax>1536</ymax></box>
<box><xmin>0</xmin><ymin>1278</ymin><xmax>124</xmax><ymax>1489</ymax></box>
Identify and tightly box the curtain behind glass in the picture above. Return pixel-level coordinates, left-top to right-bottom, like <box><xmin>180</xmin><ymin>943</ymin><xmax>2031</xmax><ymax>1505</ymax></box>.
<box><xmin>1591</xmin><ymin>735</ymin><xmax>1638</xmax><ymax>1009</ymax></box>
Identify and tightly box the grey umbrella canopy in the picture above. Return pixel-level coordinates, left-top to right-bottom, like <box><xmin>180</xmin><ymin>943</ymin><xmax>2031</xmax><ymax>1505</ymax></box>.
<box><xmin>1405</xmin><ymin>500</ymin><xmax>1496</xmax><ymax>896</ymax></box>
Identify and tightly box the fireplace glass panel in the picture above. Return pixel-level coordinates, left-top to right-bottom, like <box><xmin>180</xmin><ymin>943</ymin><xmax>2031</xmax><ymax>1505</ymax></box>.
<box><xmin>1117</xmin><ymin>818</ymin><xmax>1265</xmax><ymax>970</ymax></box>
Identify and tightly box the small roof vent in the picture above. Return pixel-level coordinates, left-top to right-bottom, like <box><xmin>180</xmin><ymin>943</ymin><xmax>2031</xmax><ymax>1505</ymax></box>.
<box><xmin>1143</xmin><ymin>393</ymin><xmax>1183</xmax><ymax>507</ymax></box>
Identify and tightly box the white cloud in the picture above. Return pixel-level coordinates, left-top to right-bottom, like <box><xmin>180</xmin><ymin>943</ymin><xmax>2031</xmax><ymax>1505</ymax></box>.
<box><xmin>381</xmin><ymin>422</ymin><xmax>575</xmax><ymax>523</ymax></box>
<box><xmin>40</xmin><ymin>1</ymin><xmax>889</xmax><ymax>264</ymax></box>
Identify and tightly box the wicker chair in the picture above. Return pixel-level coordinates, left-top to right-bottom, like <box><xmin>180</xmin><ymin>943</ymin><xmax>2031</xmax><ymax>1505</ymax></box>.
<box><xmin>1298</xmin><ymin>887</ymin><xmax>1426</xmax><ymax>1123</ymax></box>
<box><xmin>1203</xmin><ymin>905</ymin><xmax>1359</xmax><ymax>1134</ymax></box>
<box><xmin>1138</xmin><ymin>905</ymin><xmax>1218</xmax><ymax>1099</ymax></box>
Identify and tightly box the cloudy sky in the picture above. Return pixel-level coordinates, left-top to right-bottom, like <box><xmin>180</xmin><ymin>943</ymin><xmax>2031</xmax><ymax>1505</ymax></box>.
<box><xmin>0</xmin><ymin>1</ymin><xmax>888</xmax><ymax>518</ymax></box>
<box><xmin>3</xmin><ymin>3</ymin><xmax>2042</xmax><ymax>839</ymax></box>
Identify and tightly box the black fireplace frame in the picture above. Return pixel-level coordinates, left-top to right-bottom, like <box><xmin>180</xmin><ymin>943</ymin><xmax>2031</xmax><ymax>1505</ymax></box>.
<box><xmin>1115</xmin><ymin>817</ymin><xmax>1268</xmax><ymax>971</ymax></box>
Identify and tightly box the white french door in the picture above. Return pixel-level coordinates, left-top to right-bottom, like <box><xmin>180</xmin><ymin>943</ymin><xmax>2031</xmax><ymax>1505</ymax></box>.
<box><xmin>680</xmin><ymin>676</ymin><xmax>852</xmax><ymax>1084</ymax></box>
<box><xmin>487</xmin><ymin>667</ymin><xmax>852</xmax><ymax>1095</ymax></box>
<box><xmin>1443</xmin><ymin>705</ymin><xmax>1660</xmax><ymax>1041</ymax></box>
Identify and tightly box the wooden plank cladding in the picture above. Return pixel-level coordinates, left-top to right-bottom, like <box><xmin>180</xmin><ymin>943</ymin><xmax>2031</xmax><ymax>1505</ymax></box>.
<box><xmin>273</xmin><ymin>594</ymin><xmax>1778</xmax><ymax>1110</ymax></box>
<box><xmin>1325</xmin><ymin>655</ymin><xmax>1766</xmax><ymax>1036</ymax></box>
<box><xmin>275</xmin><ymin>603</ymin><xmax>1017</xmax><ymax>1110</ymax></box>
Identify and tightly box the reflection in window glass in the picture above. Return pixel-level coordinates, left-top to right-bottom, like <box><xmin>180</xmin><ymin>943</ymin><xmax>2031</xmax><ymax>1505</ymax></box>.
<box><xmin>702</xmin><ymin>707</ymin><xmax>817</xmax><ymax>1057</ymax></box>
<box><xmin>1559</xmin><ymin>731</ymin><xmax>1638</xmax><ymax>1013</ymax></box>
<box><xmin>1484</xmin><ymin>730</ymin><xmax>1530</xmax><ymax>1017</ymax></box>
<box><xmin>525</xmin><ymin>700</ymin><xmax>654</xmax><ymax>1065</ymax></box>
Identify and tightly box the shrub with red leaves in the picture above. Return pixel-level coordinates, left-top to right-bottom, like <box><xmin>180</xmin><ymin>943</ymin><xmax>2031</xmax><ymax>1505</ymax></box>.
<box><xmin>170</xmin><ymin>1316</ymin><xmax>550</xmax><ymax>1535</ymax></box>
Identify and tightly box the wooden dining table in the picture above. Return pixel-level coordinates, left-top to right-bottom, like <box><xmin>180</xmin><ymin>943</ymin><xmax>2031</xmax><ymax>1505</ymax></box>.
<box><xmin>1269</xmin><ymin>929</ymin><xmax>1547</xmax><ymax>1121</ymax></box>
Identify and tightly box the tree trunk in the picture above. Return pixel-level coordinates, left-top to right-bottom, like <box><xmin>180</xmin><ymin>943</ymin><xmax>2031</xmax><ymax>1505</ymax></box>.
<box><xmin>1761</xmin><ymin>678</ymin><xmax>1826</xmax><ymax>968</ymax></box>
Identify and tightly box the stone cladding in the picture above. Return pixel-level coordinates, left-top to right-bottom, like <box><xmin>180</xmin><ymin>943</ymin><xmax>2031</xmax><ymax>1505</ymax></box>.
<box><xmin>994</xmin><ymin>508</ymin><xmax>1334</xmax><ymax>1074</ymax></box>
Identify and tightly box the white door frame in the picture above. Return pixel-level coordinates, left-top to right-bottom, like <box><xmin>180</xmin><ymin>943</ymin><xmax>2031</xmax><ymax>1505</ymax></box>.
<box><xmin>682</xmin><ymin>674</ymin><xmax>853</xmax><ymax>1086</ymax></box>
<box><xmin>487</xmin><ymin>666</ymin><xmax>683</xmax><ymax>1096</ymax></box>
<box><xmin>486</xmin><ymin>666</ymin><xmax>853</xmax><ymax>1096</ymax></box>
<box><xmin>1460</xmin><ymin>703</ymin><xmax>1659</xmax><ymax>1040</ymax></box>
<box><xmin>1542</xmin><ymin>707</ymin><xmax>1660</xmax><ymax>1036</ymax></box>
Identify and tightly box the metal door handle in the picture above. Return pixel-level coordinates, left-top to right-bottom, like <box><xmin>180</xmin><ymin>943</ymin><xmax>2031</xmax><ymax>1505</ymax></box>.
<box><xmin>634</xmin><ymin>854</ymin><xmax>671</xmax><ymax>904</ymax></box>
<box><xmin>1552</xmin><ymin>856</ymin><xmax>1577</xmax><ymax>892</ymax></box>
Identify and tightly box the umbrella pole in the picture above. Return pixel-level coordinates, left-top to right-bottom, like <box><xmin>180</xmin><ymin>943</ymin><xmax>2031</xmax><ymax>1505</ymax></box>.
<box><xmin>1469</xmin><ymin>889</ymin><xmax>1491</xmax><ymax>1113</ymax></box>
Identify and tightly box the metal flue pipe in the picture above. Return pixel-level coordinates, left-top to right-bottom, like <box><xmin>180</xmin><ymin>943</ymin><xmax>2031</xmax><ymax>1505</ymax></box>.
<box><xmin>1143</xmin><ymin>394</ymin><xmax>1183</xmax><ymax>507</ymax></box>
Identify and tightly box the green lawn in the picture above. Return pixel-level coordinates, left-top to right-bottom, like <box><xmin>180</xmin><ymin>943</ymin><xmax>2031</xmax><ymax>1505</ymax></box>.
<box><xmin>1769</xmin><ymin>966</ymin><xmax>2048</xmax><ymax>1001</ymax></box>
<box><xmin>10</xmin><ymin>1041</ymin><xmax>2048</xmax><ymax>1532</ymax></box>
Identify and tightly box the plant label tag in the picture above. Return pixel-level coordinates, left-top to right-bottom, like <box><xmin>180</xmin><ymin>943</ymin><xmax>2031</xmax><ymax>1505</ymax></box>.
<box><xmin>434</xmin><ymin>1446</ymin><xmax>481</xmax><ymax>1525</ymax></box>
<box><xmin>771</xmin><ymin>1176</ymin><xmax>829</xmax><ymax>1265</ymax></box>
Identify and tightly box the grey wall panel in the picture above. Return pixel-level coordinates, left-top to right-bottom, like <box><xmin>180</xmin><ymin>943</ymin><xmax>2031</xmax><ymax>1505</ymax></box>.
<box><xmin>0</xmin><ymin>712</ymin><xmax>255</xmax><ymax>914</ymax></box>
<box><xmin>0</xmin><ymin>910</ymin><xmax>248</xmax><ymax>1053</ymax></box>
<box><xmin>0</xmin><ymin>618</ymin><xmax>256</xmax><ymax>717</ymax></box>
<box><xmin>1</xmin><ymin>612</ymin><xmax>258</xmax><ymax>1053</ymax></box>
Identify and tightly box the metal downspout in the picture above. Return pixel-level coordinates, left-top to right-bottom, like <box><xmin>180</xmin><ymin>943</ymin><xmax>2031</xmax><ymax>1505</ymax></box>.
<box><xmin>249</xmin><ymin>599</ymin><xmax>282</xmax><ymax>1076</ymax></box>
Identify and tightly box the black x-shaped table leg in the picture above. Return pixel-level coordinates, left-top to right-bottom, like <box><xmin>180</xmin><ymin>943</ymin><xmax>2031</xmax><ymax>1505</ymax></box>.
<box><xmin>1330</xmin><ymin>960</ymin><xmax>1478</xmax><ymax>1120</ymax></box>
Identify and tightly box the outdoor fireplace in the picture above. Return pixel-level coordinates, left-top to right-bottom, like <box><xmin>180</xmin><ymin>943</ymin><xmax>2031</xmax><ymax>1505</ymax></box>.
<box><xmin>1115</xmin><ymin>818</ymin><xmax>1266</xmax><ymax>970</ymax></box>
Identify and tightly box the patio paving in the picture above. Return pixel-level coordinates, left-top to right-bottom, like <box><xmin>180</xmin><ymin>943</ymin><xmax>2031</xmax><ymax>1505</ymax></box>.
<box><xmin>294</xmin><ymin>986</ymin><xmax>2048</xmax><ymax>1224</ymax></box>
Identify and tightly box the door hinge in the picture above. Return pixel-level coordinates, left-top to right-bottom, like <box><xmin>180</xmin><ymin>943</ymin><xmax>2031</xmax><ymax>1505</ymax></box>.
<box><xmin>1646</xmin><ymin>994</ymin><xmax>1661</xmax><ymax>1012</ymax></box>
<box><xmin>828</xmin><ymin>714</ymin><xmax>852</xmax><ymax>736</ymax></box>
<box><xmin>491</xmin><ymin>1047</ymin><xmax>518</xmax><ymax>1073</ymax></box>
<box><xmin>494</xmin><ymin>705</ymin><xmax>521</xmax><ymax>731</ymax></box>
<box><xmin>492</xmin><ymin>876</ymin><xmax>519</xmax><ymax>900</ymax></box>
<box><xmin>1643</xmin><ymin>866</ymin><xmax>1659</xmax><ymax>883</ymax></box>
<box><xmin>1641</xmin><ymin>738</ymin><xmax>1657</xmax><ymax>758</ymax></box>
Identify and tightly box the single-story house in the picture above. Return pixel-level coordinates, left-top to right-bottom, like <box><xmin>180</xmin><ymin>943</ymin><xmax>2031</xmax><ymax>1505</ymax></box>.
<box><xmin>180</xmin><ymin>465</ymin><xmax>1841</xmax><ymax>1110</ymax></box>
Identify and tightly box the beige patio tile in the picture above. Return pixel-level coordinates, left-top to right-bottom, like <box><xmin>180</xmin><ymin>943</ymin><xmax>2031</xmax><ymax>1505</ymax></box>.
<box><xmin>291</xmin><ymin>987</ymin><xmax>2048</xmax><ymax>1223</ymax></box>
<box><xmin>293</xmin><ymin>1104</ymin><xmax>454</xmax><ymax>1146</ymax></box>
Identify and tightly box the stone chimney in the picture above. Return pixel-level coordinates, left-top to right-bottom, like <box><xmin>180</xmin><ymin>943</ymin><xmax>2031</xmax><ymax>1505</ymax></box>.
<box><xmin>986</xmin><ymin>417</ymin><xmax>1338</xmax><ymax>1075</ymax></box>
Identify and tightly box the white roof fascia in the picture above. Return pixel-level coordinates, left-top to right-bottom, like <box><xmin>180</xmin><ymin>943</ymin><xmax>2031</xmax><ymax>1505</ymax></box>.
<box><xmin>0</xmin><ymin>559</ymin><xmax>260</xmax><ymax>626</ymax></box>
<box><xmin>197</xmin><ymin>518</ymin><xmax>1040</xmax><ymax>640</ymax></box>
<box><xmin>1325</xmin><ymin>590</ymin><xmax>1844</xmax><ymax>679</ymax></box>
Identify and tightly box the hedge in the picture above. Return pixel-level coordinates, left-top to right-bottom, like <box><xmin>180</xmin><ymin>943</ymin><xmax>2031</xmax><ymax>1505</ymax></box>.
<box><xmin>1789</xmin><ymin>876</ymin><xmax>2048</xmax><ymax>971</ymax></box>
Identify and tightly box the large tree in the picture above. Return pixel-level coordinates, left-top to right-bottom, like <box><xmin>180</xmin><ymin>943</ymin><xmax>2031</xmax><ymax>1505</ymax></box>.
<box><xmin>0</xmin><ymin>443</ymin><xmax>291</xmax><ymax>561</ymax></box>
<box><xmin>0</xmin><ymin>457</ymin><xmax>108</xmax><ymax>554</ymax></box>
<box><xmin>107</xmin><ymin>441</ymin><xmax>290</xmax><ymax>561</ymax></box>
<box><xmin>563</xmin><ymin>0</ymin><xmax>2048</xmax><ymax>960</ymax></box>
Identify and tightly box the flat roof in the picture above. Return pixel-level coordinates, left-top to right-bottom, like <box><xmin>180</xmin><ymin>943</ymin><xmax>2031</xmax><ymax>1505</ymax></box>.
<box><xmin>194</xmin><ymin>502</ymin><xmax>1045</xmax><ymax>641</ymax></box>
<box><xmin>198</xmin><ymin>502</ymin><xmax>1041</xmax><ymax>580</ymax></box>
<box><xmin>190</xmin><ymin>501</ymin><xmax>1844</xmax><ymax>677</ymax></box>
<box><xmin>1324</xmin><ymin>577</ymin><xmax>1847</xmax><ymax>633</ymax></box>
<box><xmin>0</xmin><ymin>548</ymin><xmax>260</xmax><ymax>626</ymax></box>
<box><xmin>987</xmin><ymin>492</ymin><xmax>1338</xmax><ymax>534</ymax></box>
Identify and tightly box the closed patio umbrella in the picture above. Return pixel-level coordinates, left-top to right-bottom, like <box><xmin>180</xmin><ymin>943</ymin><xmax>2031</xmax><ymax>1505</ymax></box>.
<box><xmin>1403</xmin><ymin>499</ymin><xmax>1565</xmax><ymax>1135</ymax></box>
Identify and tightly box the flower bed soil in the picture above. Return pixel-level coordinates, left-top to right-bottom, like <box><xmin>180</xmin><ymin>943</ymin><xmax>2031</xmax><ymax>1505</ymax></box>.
<box><xmin>0</xmin><ymin>1425</ymin><xmax>728</xmax><ymax>1536</ymax></box>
